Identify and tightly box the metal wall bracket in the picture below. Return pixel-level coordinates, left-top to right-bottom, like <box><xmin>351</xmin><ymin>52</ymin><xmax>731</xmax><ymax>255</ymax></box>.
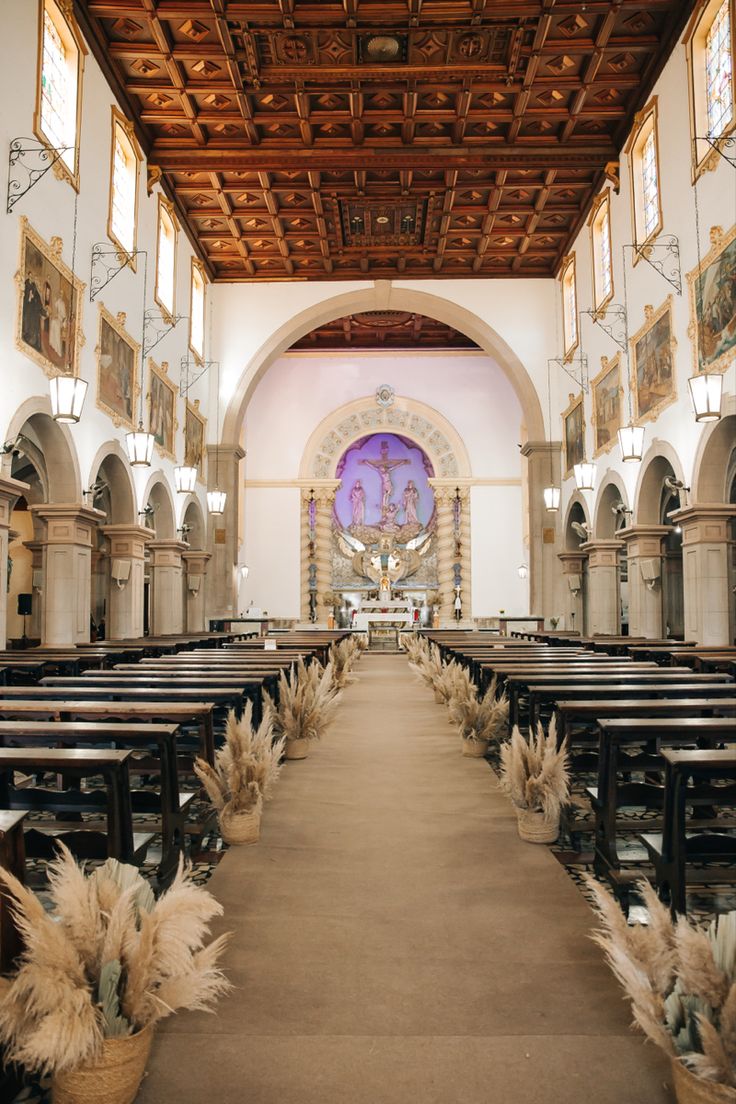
<box><xmin>179</xmin><ymin>355</ymin><xmax>216</xmax><ymax>398</ymax></box>
<box><xmin>549</xmin><ymin>354</ymin><xmax>589</xmax><ymax>394</ymax></box>
<box><xmin>143</xmin><ymin>308</ymin><xmax>185</xmax><ymax>357</ymax></box>
<box><xmin>582</xmin><ymin>304</ymin><xmax>628</xmax><ymax>351</ymax></box>
<box><xmin>90</xmin><ymin>245</ymin><xmax>146</xmax><ymax>301</ymax></box>
<box><xmin>626</xmin><ymin>236</ymin><xmax>682</xmax><ymax>294</ymax></box>
<box><xmin>698</xmin><ymin>135</ymin><xmax>736</xmax><ymax>168</ymax></box>
<box><xmin>7</xmin><ymin>137</ymin><xmax>74</xmax><ymax>213</ymax></box>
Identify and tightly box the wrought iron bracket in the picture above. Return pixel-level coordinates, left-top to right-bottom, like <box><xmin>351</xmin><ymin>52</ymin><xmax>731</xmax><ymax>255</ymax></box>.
<box><xmin>143</xmin><ymin>308</ymin><xmax>185</xmax><ymax>357</ymax></box>
<box><xmin>179</xmin><ymin>355</ymin><xmax>216</xmax><ymax>398</ymax></box>
<box><xmin>581</xmin><ymin>304</ymin><xmax>628</xmax><ymax>351</ymax></box>
<box><xmin>90</xmin><ymin>245</ymin><xmax>146</xmax><ymax>301</ymax></box>
<box><xmin>6</xmin><ymin>137</ymin><xmax>74</xmax><ymax>213</ymax></box>
<box><xmin>697</xmin><ymin>135</ymin><xmax>736</xmax><ymax>169</ymax></box>
<box><xmin>549</xmin><ymin>354</ymin><xmax>589</xmax><ymax>394</ymax></box>
<box><xmin>625</xmin><ymin>237</ymin><xmax>682</xmax><ymax>294</ymax></box>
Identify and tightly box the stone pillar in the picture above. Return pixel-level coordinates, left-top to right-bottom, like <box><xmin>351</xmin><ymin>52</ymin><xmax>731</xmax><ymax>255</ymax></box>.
<box><xmin>182</xmin><ymin>550</ymin><xmax>212</xmax><ymax>633</ymax></box>
<box><xmin>31</xmin><ymin>505</ymin><xmax>105</xmax><ymax>646</ymax></box>
<box><xmin>521</xmin><ymin>441</ymin><xmax>563</xmax><ymax>620</ymax></box>
<box><xmin>102</xmin><ymin>524</ymin><xmax>152</xmax><ymax>640</ymax></box>
<box><xmin>581</xmin><ymin>540</ymin><xmax>623</xmax><ymax>636</ymax></box>
<box><xmin>206</xmin><ymin>445</ymin><xmax>245</xmax><ymax>621</ymax></box>
<box><xmin>313</xmin><ymin>483</ymin><xmax>339</xmax><ymax>627</ymax></box>
<box><xmin>22</xmin><ymin>541</ymin><xmax>44</xmax><ymax>641</ymax></box>
<box><xmin>670</xmin><ymin>504</ymin><xmax>736</xmax><ymax>646</ymax></box>
<box><xmin>619</xmin><ymin>525</ymin><xmax>669</xmax><ymax>639</ymax></box>
<box><xmin>557</xmin><ymin>552</ymin><xmax>587</xmax><ymax>635</ymax></box>
<box><xmin>148</xmin><ymin>540</ymin><xmax>188</xmax><ymax>636</ymax></box>
<box><xmin>0</xmin><ymin>476</ymin><xmax>29</xmax><ymax>648</ymax></box>
<box><xmin>429</xmin><ymin>484</ymin><xmax>456</xmax><ymax>624</ymax></box>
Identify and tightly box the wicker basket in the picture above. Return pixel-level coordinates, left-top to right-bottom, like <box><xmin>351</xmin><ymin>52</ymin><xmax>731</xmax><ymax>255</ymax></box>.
<box><xmin>52</xmin><ymin>1024</ymin><xmax>154</xmax><ymax>1104</ymax></box>
<box><xmin>461</xmin><ymin>737</ymin><xmax>489</xmax><ymax>758</ymax></box>
<box><xmin>672</xmin><ymin>1060</ymin><xmax>736</xmax><ymax>1104</ymax></box>
<box><xmin>219</xmin><ymin>806</ymin><xmax>261</xmax><ymax>845</ymax></box>
<box><xmin>285</xmin><ymin>738</ymin><xmax>310</xmax><ymax>760</ymax></box>
<box><xmin>516</xmin><ymin>807</ymin><xmax>559</xmax><ymax>844</ymax></box>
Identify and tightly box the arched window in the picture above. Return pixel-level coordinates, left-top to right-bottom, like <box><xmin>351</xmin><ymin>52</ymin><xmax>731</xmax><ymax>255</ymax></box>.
<box><xmin>560</xmin><ymin>253</ymin><xmax>578</xmax><ymax>361</ymax></box>
<box><xmin>35</xmin><ymin>0</ymin><xmax>85</xmax><ymax>185</ymax></box>
<box><xmin>589</xmin><ymin>191</ymin><xmax>613</xmax><ymax>314</ymax></box>
<box><xmin>108</xmin><ymin>110</ymin><xmax>140</xmax><ymax>259</ymax></box>
<box><xmin>687</xmin><ymin>0</ymin><xmax>735</xmax><ymax>171</ymax></box>
<box><xmin>155</xmin><ymin>197</ymin><xmax>178</xmax><ymax>319</ymax></box>
<box><xmin>626</xmin><ymin>99</ymin><xmax>662</xmax><ymax>250</ymax></box>
<box><xmin>189</xmin><ymin>260</ymin><xmax>206</xmax><ymax>362</ymax></box>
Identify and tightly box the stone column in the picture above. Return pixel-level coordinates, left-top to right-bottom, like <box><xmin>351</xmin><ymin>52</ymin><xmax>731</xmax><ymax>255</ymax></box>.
<box><xmin>670</xmin><ymin>504</ymin><xmax>736</xmax><ymax>646</ymax></box>
<box><xmin>182</xmin><ymin>550</ymin><xmax>211</xmax><ymax>633</ymax></box>
<box><xmin>557</xmin><ymin>552</ymin><xmax>587</xmax><ymax>635</ymax></box>
<box><xmin>206</xmin><ymin>445</ymin><xmax>245</xmax><ymax>621</ymax></box>
<box><xmin>521</xmin><ymin>441</ymin><xmax>563</xmax><ymax>620</ymax></box>
<box><xmin>0</xmin><ymin>476</ymin><xmax>29</xmax><ymax>648</ymax></box>
<box><xmin>22</xmin><ymin>541</ymin><xmax>44</xmax><ymax>641</ymax></box>
<box><xmin>300</xmin><ymin>487</ymin><xmax>317</xmax><ymax>624</ymax></box>
<box><xmin>148</xmin><ymin>540</ymin><xmax>188</xmax><ymax>636</ymax></box>
<box><xmin>581</xmin><ymin>540</ymin><xmax>623</xmax><ymax>636</ymax></box>
<box><xmin>619</xmin><ymin>525</ymin><xmax>669</xmax><ymax>639</ymax></box>
<box><xmin>429</xmin><ymin>484</ymin><xmax>456</xmax><ymax>624</ymax></box>
<box><xmin>102</xmin><ymin>524</ymin><xmax>152</xmax><ymax>640</ymax></box>
<box><xmin>313</xmin><ymin>483</ymin><xmax>339</xmax><ymax>627</ymax></box>
<box><xmin>31</xmin><ymin>505</ymin><xmax>105</xmax><ymax>646</ymax></box>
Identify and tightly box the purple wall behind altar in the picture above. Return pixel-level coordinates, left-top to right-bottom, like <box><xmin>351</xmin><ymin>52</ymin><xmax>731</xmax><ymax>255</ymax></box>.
<box><xmin>334</xmin><ymin>433</ymin><xmax>435</xmax><ymax>531</ymax></box>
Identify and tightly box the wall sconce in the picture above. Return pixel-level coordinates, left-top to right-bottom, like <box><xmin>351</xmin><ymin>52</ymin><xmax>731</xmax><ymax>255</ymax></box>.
<box><xmin>238</xmin><ymin>564</ymin><xmax>249</xmax><ymax>582</ymax></box>
<box><xmin>518</xmin><ymin>563</ymin><xmax>529</xmax><ymax>580</ymax></box>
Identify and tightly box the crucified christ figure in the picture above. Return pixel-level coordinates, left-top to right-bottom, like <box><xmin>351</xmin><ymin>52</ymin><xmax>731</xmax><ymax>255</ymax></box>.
<box><xmin>360</xmin><ymin>440</ymin><xmax>410</xmax><ymax>513</ymax></box>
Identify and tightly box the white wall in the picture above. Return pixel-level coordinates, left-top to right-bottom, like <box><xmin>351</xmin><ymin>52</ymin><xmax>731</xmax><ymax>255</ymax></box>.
<box><xmin>241</xmin><ymin>487</ymin><xmax>301</xmax><ymax>616</ymax></box>
<box><xmin>470</xmin><ymin>485</ymin><xmax>527</xmax><ymax>617</ymax></box>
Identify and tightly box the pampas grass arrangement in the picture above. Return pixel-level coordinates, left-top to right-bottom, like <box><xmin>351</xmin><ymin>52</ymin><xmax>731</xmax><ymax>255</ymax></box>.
<box><xmin>194</xmin><ymin>702</ymin><xmax>284</xmax><ymax>844</ymax></box>
<box><xmin>499</xmin><ymin>718</ymin><xmax>569</xmax><ymax>842</ymax></box>
<box><xmin>450</xmin><ymin>677</ymin><xmax>510</xmax><ymax>757</ymax></box>
<box><xmin>586</xmin><ymin>877</ymin><xmax>736</xmax><ymax>1101</ymax></box>
<box><xmin>329</xmin><ymin>638</ymin><xmax>359</xmax><ymax>688</ymax></box>
<box><xmin>264</xmin><ymin>657</ymin><xmax>342</xmax><ymax>759</ymax></box>
<box><xmin>0</xmin><ymin>845</ymin><xmax>229</xmax><ymax>1095</ymax></box>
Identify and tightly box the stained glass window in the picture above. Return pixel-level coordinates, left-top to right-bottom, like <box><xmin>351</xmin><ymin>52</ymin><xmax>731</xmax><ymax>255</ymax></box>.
<box><xmin>706</xmin><ymin>0</ymin><xmax>733</xmax><ymax>137</ymax></box>
<box><xmin>190</xmin><ymin>262</ymin><xmax>206</xmax><ymax>359</ymax></box>
<box><xmin>156</xmin><ymin>203</ymin><xmax>177</xmax><ymax>316</ymax></box>
<box><xmin>592</xmin><ymin>196</ymin><xmax>613</xmax><ymax>310</ymax></box>
<box><xmin>39</xmin><ymin>3</ymin><xmax>79</xmax><ymax>174</ymax></box>
<box><xmin>562</xmin><ymin>256</ymin><xmax>578</xmax><ymax>356</ymax></box>
<box><xmin>110</xmin><ymin>120</ymin><xmax>137</xmax><ymax>255</ymax></box>
<box><xmin>641</xmin><ymin>125</ymin><xmax>660</xmax><ymax>241</ymax></box>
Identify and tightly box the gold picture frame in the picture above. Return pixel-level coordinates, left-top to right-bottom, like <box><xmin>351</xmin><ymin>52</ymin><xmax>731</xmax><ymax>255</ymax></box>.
<box><xmin>184</xmin><ymin>399</ymin><xmax>206</xmax><ymax>475</ymax></box>
<box><xmin>630</xmin><ymin>295</ymin><xmax>677</xmax><ymax>425</ymax></box>
<box><xmin>148</xmin><ymin>359</ymin><xmax>177</xmax><ymax>460</ymax></box>
<box><xmin>591</xmin><ymin>355</ymin><xmax>622</xmax><ymax>457</ymax></box>
<box><xmin>96</xmin><ymin>304</ymin><xmax>139</xmax><ymax>428</ymax></box>
<box><xmin>686</xmin><ymin>223</ymin><xmax>736</xmax><ymax>376</ymax></box>
<box><xmin>15</xmin><ymin>216</ymin><xmax>86</xmax><ymax>378</ymax></box>
<box><xmin>562</xmin><ymin>393</ymin><xmax>585</xmax><ymax>477</ymax></box>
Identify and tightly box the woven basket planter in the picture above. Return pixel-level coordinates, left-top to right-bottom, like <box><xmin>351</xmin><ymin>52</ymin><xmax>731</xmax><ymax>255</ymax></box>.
<box><xmin>219</xmin><ymin>806</ymin><xmax>261</xmax><ymax>845</ymax></box>
<box><xmin>516</xmin><ymin>807</ymin><xmax>559</xmax><ymax>844</ymax></box>
<box><xmin>461</xmin><ymin>737</ymin><xmax>489</xmax><ymax>758</ymax></box>
<box><xmin>672</xmin><ymin>1060</ymin><xmax>736</xmax><ymax>1104</ymax></box>
<box><xmin>52</xmin><ymin>1024</ymin><xmax>154</xmax><ymax>1104</ymax></box>
<box><xmin>285</xmin><ymin>738</ymin><xmax>310</xmax><ymax>760</ymax></box>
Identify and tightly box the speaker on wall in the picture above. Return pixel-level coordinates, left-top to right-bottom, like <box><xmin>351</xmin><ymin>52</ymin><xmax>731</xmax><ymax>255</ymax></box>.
<box><xmin>17</xmin><ymin>593</ymin><xmax>32</xmax><ymax>616</ymax></box>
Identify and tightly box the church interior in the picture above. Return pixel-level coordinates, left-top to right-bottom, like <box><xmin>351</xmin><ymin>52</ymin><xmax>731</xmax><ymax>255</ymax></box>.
<box><xmin>0</xmin><ymin>1</ymin><xmax>735</xmax><ymax>1101</ymax></box>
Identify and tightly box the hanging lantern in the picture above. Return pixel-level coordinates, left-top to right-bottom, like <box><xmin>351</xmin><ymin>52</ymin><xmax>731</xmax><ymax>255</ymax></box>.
<box><xmin>543</xmin><ymin>486</ymin><xmax>561</xmax><ymax>512</ymax></box>
<box><xmin>174</xmin><ymin>465</ymin><xmax>198</xmax><ymax>493</ymax></box>
<box><xmin>50</xmin><ymin>375</ymin><xmax>88</xmax><ymax>424</ymax></box>
<box><xmin>573</xmin><ymin>461</ymin><xmax>596</xmax><ymax>492</ymax></box>
<box><xmin>617</xmin><ymin>422</ymin><xmax>645</xmax><ymax>463</ymax></box>
<box><xmin>688</xmin><ymin>372</ymin><xmax>722</xmax><ymax>422</ymax></box>
<box><xmin>125</xmin><ymin>424</ymin><xmax>155</xmax><ymax>467</ymax></box>
<box><xmin>207</xmin><ymin>489</ymin><xmax>227</xmax><ymax>514</ymax></box>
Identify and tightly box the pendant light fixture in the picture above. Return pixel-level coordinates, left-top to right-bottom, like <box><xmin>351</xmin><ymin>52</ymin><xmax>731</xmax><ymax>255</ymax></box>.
<box><xmin>208</xmin><ymin>357</ymin><xmax>226</xmax><ymax>514</ymax></box>
<box><xmin>688</xmin><ymin>175</ymin><xmax>723</xmax><ymax>422</ymax></box>
<box><xmin>174</xmin><ymin>464</ymin><xmax>197</xmax><ymax>493</ymax></box>
<box><xmin>543</xmin><ymin>358</ymin><xmax>560</xmax><ymax>511</ymax></box>
<box><xmin>617</xmin><ymin>252</ymin><xmax>645</xmax><ymax>462</ymax></box>
<box><xmin>126</xmin><ymin>258</ymin><xmax>154</xmax><ymax>467</ymax></box>
<box><xmin>51</xmin><ymin>191</ymin><xmax>88</xmax><ymax>423</ymax></box>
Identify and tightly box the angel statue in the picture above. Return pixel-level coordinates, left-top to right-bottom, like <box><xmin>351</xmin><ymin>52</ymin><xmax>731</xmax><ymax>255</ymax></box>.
<box><xmin>402</xmin><ymin>480</ymin><xmax>419</xmax><ymax>526</ymax></box>
<box><xmin>349</xmin><ymin>480</ymin><xmax>366</xmax><ymax>527</ymax></box>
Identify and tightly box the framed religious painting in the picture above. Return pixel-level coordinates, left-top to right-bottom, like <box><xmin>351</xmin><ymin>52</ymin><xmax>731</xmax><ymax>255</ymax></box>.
<box><xmin>15</xmin><ymin>216</ymin><xmax>85</xmax><ymax>378</ymax></box>
<box><xmin>148</xmin><ymin>359</ymin><xmax>177</xmax><ymax>459</ymax></box>
<box><xmin>96</xmin><ymin>304</ymin><xmax>139</xmax><ymax>428</ymax></box>
<box><xmin>184</xmin><ymin>400</ymin><xmax>206</xmax><ymax>474</ymax></box>
<box><xmin>630</xmin><ymin>296</ymin><xmax>677</xmax><ymax>424</ymax></box>
<box><xmin>686</xmin><ymin>223</ymin><xmax>736</xmax><ymax>376</ymax></box>
<box><xmin>591</xmin><ymin>355</ymin><xmax>622</xmax><ymax>457</ymax></box>
<box><xmin>562</xmin><ymin>394</ymin><xmax>585</xmax><ymax>476</ymax></box>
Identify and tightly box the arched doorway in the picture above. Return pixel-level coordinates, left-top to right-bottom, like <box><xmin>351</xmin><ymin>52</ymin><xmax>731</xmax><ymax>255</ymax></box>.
<box><xmin>180</xmin><ymin>497</ymin><xmax>209</xmax><ymax>632</ymax></box>
<box><xmin>141</xmin><ymin>475</ymin><xmax>180</xmax><ymax>636</ymax></box>
<box><xmin>87</xmin><ymin>445</ymin><xmax>136</xmax><ymax>642</ymax></box>
<box><xmin>634</xmin><ymin>449</ymin><xmax>686</xmax><ymax>640</ymax></box>
<box><xmin>561</xmin><ymin>497</ymin><xmax>590</xmax><ymax>636</ymax></box>
<box><xmin>591</xmin><ymin>479</ymin><xmax>631</xmax><ymax>635</ymax></box>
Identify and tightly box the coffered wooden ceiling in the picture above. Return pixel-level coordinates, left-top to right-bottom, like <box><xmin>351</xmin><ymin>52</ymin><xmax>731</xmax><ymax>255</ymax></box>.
<box><xmin>75</xmin><ymin>1</ymin><xmax>696</xmax><ymax>283</ymax></box>
<box><xmin>291</xmin><ymin>311</ymin><xmax>479</xmax><ymax>349</ymax></box>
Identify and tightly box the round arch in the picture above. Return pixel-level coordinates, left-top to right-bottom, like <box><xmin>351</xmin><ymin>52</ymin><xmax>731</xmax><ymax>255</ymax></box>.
<box><xmin>222</xmin><ymin>284</ymin><xmax>545</xmax><ymax>445</ymax></box>
<box><xmin>181</xmin><ymin>496</ymin><xmax>206</xmax><ymax>548</ymax></box>
<box><xmin>594</xmin><ymin>473</ymin><xmax>630</xmax><ymax>539</ymax></box>
<box><xmin>3</xmin><ymin>396</ymin><xmax>81</xmax><ymax>502</ymax></box>
<box><xmin>141</xmin><ymin>472</ymin><xmax>176</xmax><ymax>540</ymax></box>
<box><xmin>691</xmin><ymin>394</ymin><xmax>736</xmax><ymax>502</ymax></box>
<box><xmin>563</xmin><ymin>492</ymin><xmax>591</xmax><ymax>551</ymax></box>
<box><xmin>634</xmin><ymin>441</ymin><xmax>686</xmax><ymax>524</ymax></box>
<box><xmin>298</xmin><ymin>393</ymin><xmax>472</xmax><ymax>481</ymax></box>
<box><xmin>88</xmin><ymin>442</ymin><xmax>136</xmax><ymax>525</ymax></box>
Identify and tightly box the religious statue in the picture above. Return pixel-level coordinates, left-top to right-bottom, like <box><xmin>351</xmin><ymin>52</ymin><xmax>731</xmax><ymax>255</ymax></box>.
<box><xmin>379</xmin><ymin>574</ymin><xmax>391</xmax><ymax>603</ymax></box>
<box><xmin>360</xmin><ymin>440</ymin><xmax>409</xmax><ymax>514</ymax></box>
<box><xmin>379</xmin><ymin>502</ymin><xmax>400</xmax><ymax>532</ymax></box>
<box><xmin>402</xmin><ymin>480</ymin><xmax>419</xmax><ymax>526</ymax></box>
<box><xmin>349</xmin><ymin>479</ymin><xmax>365</xmax><ymax>527</ymax></box>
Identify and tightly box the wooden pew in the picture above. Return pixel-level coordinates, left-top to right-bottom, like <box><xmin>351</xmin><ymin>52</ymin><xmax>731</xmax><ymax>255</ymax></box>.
<box><xmin>639</xmin><ymin>748</ymin><xmax>736</xmax><ymax>915</ymax></box>
<box><xmin>0</xmin><ymin>810</ymin><xmax>26</xmax><ymax>973</ymax></box>
<box><xmin>555</xmin><ymin>697</ymin><xmax>736</xmax><ymax>747</ymax></box>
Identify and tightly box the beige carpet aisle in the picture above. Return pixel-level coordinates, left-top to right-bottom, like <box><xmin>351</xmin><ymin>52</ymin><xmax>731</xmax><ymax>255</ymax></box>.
<box><xmin>139</xmin><ymin>654</ymin><xmax>670</xmax><ymax>1104</ymax></box>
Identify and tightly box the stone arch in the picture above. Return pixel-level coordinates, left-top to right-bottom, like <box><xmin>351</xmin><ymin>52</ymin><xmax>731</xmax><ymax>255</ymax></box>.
<box><xmin>563</xmin><ymin>492</ymin><xmax>591</xmax><ymax>551</ymax></box>
<box><xmin>3</xmin><ymin>396</ymin><xmax>81</xmax><ymax>502</ymax></box>
<box><xmin>87</xmin><ymin>442</ymin><xmax>136</xmax><ymax>525</ymax></box>
<box><xmin>634</xmin><ymin>441</ymin><xmax>686</xmax><ymax>524</ymax></box>
<box><xmin>181</xmin><ymin>495</ymin><xmax>206</xmax><ymax>548</ymax></box>
<box><xmin>691</xmin><ymin>394</ymin><xmax>736</xmax><ymax>503</ymax></box>
<box><xmin>222</xmin><ymin>284</ymin><xmax>545</xmax><ymax>445</ymax></box>
<box><xmin>594</xmin><ymin>473</ymin><xmax>630</xmax><ymax>539</ymax></box>
<box><xmin>141</xmin><ymin>472</ymin><xmax>175</xmax><ymax>539</ymax></box>
<box><xmin>299</xmin><ymin>394</ymin><xmax>472</xmax><ymax>481</ymax></box>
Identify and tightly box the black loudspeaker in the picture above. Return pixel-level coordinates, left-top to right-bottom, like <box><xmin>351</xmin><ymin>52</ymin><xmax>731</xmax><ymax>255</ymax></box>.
<box><xmin>17</xmin><ymin>593</ymin><xmax>32</xmax><ymax>616</ymax></box>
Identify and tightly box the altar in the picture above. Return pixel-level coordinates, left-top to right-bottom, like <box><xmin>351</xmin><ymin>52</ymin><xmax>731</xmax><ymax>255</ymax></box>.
<box><xmin>354</xmin><ymin>601</ymin><xmax>413</xmax><ymax>632</ymax></box>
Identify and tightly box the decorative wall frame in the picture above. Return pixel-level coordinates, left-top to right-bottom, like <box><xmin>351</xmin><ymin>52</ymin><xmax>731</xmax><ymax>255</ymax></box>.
<box><xmin>629</xmin><ymin>295</ymin><xmax>677</xmax><ymax>425</ymax></box>
<box><xmin>686</xmin><ymin>223</ymin><xmax>736</xmax><ymax>376</ymax></box>
<box><xmin>184</xmin><ymin>399</ymin><xmax>206</xmax><ymax>473</ymax></box>
<box><xmin>96</xmin><ymin>303</ymin><xmax>139</xmax><ymax>428</ymax></box>
<box><xmin>148</xmin><ymin>358</ymin><xmax>177</xmax><ymax>460</ymax></box>
<box><xmin>591</xmin><ymin>354</ymin><xmax>622</xmax><ymax>457</ymax></box>
<box><xmin>15</xmin><ymin>216</ymin><xmax>85</xmax><ymax>378</ymax></box>
<box><xmin>562</xmin><ymin>392</ymin><xmax>585</xmax><ymax>476</ymax></box>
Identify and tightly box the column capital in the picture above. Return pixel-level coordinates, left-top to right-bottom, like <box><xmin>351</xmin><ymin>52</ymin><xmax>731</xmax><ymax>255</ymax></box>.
<box><xmin>102</xmin><ymin>524</ymin><xmax>153</xmax><ymax>560</ymax></box>
<box><xmin>182</xmin><ymin>550</ymin><xmax>212</xmax><ymax>572</ymax></box>
<box><xmin>31</xmin><ymin>503</ymin><xmax>105</xmax><ymax>547</ymax></box>
<box><xmin>206</xmin><ymin>443</ymin><xmax>245</xmax><ymax>464</ymax></box>
<box><xmin>618</xmin><ymin>524</ymin><xmax>669</xmax><ymax>553</ymax></box>
<box><xmin>0</xmin><ymin>474</ymin><xmax>30</xmax><ymax>516</ymax></box>
<box><xmin>147</xmin><ymin>539</ymin><xmax>189</xmax><ymax>567</ymax></box>
<box><xmin>581</xmin><ymin>539</ymin><xmax>623</xmax><ymax>568</ymax></box>
<box><xmin>520</xmin><ymin>441</ymin><xmax>562</xmax><ymax>458</ymax></box>
<box><xmin>669</xmin><ymin>503</ymin><xmax>736</xmax><ymax>545</ymax></box>
<box><xmin>557</xmin><ymin>551</ymin><xmax>586</xmax><ymax>572</ymax></box>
